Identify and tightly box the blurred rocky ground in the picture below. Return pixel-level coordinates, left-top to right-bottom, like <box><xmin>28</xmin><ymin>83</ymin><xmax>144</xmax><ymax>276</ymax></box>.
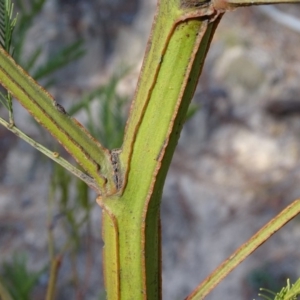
<box><xmin>1</xmin><ymin>0</ymin><xmax>300</xmax><ymax>299</ymax></box>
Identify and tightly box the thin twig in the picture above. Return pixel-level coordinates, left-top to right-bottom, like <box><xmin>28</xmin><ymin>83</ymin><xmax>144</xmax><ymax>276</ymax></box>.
<box><xmin>45</xmin><ymin>255</ymin><xmax>62</xmax><ymax>300</ymax></box>
<box><xmin>186</xmin><ymin>199</ymin><xmax>300</xmax><ymax>300</ymax></box>
<box><xmin>0</xmin><ymin>117</ymin><xmax>99</xmax><ymax>191</ymax></box>
<box><xmin>257</xmin><ymin>5</ymin><xmax>300</xmax><ymax>33</ymax></box>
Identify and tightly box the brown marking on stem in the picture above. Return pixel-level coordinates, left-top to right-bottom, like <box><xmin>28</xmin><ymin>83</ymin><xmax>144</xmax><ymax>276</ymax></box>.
<box><xmin>110</xmin><ymin>149</ymin><xmax>123</xmax><ymax>191</ymax></box>
<box><xmin>181</xmin><ymin>0</ymin><xmax>210</xmax><ymax>8</ymax></box>
<box><xmin>156</xmin><ymin>139</ymin><xmax>167</xmax><ymax>161</ymax></box>
<box><xmin>96</xmin><ymin>163</ymin><xmax>101</xmax><ymax>172</ymax></box>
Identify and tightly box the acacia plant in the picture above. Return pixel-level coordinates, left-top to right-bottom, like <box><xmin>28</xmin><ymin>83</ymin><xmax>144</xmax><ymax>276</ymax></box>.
<box><xmin>1</xmin><ymin>0</ymin><xmax>300</xmax><ymax>299</ymax></box>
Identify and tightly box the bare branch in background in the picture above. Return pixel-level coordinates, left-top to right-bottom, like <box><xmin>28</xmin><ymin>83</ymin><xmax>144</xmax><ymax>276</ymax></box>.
<box><xmin>258</xmin><ymin>5</ymin><xmax>300</xmax><ymax>32</ymax></box>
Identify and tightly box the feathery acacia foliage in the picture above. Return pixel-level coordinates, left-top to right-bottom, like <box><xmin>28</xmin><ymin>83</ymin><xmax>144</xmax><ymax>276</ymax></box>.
<box><xmin>259</xmin><ymin>279</ymin><xmax>300</xmax><ymax>300</ymax></box>
<box><xmin>0</xmin><ymin>0</ymin><xmax>17</xmax><ymax>123</ymax></box>
<box><xmin>0</xmin><ymin>0</ymin><xmax>17</xmax><ymax>53</ymax></box>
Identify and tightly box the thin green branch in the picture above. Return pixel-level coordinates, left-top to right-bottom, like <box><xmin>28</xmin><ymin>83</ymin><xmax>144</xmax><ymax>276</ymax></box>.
<box><xmin>0</xmin><ymin>117</ymin><xmax>99</xmax><ymax>191</ymax></box>
<box><xmin>215</xmin><ymin>0</ymin><xmax>300</xmax><ymax>8</ymax></box>
<box><xmin>32</xmin><ymin>40</ymin><xmax>85</xmax><ymax>81</ymax></box>
<box><xmin>0</xmin><ymin>46</ymin><xmax>116</xmax><ymax>195</ymax></box>
<box><xmin>0</xmin><ymin>91</ymin><xmax>9</xmax><ymax>108</ymax></box>
<box><xmin>186</xmin><ymin>200</ymin><xmax>300</xmax><ymax>300</ymax></box>
<box><xmin>45</xmin><ymin>255</ymin><xmax>61</xmax><ymax>300</ymax></box>
<box><xmin>6</xmin><ymin>92</ymin><xmax>14</xmax><ymax>125</ymax></box>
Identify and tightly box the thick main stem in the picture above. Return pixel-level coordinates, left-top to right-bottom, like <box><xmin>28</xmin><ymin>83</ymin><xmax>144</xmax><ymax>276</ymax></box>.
<box><xmin>99</xmin><ymin>1</ymin><xmax>222</xmax><ymax>298</ymax></box>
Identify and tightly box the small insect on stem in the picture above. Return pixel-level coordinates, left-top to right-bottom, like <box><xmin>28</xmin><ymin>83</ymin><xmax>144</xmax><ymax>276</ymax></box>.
<box><xmin>54</xmin><ymin>101</ymin><xmax>67</xmax><ymax>115</ymax></box>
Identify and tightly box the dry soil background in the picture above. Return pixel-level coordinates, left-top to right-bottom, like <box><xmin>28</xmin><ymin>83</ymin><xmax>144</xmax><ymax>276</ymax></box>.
<box><xmin>1</xmin><ymin>0</ymin><xmax>300</xmax><ymax>299</ymax></box>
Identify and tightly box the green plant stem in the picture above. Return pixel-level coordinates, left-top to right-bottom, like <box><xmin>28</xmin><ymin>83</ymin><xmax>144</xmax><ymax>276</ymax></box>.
<box><xmin>99</xmin><ymin>1</ymin><xmax>222</xmax><ymax>298</ymax></box>
<box><xmin>0</xmin><ymin>117</ymin><xmax>99</xmax><ymax>191</ymax></box>
<box><xmin>99</xmin><ymin>0</ymin><xmax>300</xmax><ymax>298</ymax></box>
<box><xmin>0</xmin><ymin>46</ymin><xmax>115</xmax><ymax>195</ymax></box>
<box><xmin>186</xmin><ymin>199</ymin><xmax>300</xmax><ymax>300</ymax></box>
<box><xmin>45</xmin><ymin>255</ymin><xmax>61</xmax><ymax>300</ymax></box>
<box><xmin>1</xmin><ymin>0</ymin><xmax>300</xmax><ymax>299</ymax></box>
<box><xmin>47</xmin><ymin>181</ymin><xmax>55</xmax><ymax>260</ymax></box>
<box><xmin>6</xmin><ymin>92</ymin><xmax>14</xmax><ymax>125</ymax></box>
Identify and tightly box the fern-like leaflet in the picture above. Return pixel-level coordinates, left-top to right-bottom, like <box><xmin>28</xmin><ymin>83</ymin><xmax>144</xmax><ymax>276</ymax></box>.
<box><xmin>259</xmin><ymin>278</ymin><xmax>300</xmax><ymax>300</ymax></box>
<box><xmin>0</xmin><ymin>0</ymin><xmax>17</xmax><ymax>125</ymax></box>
